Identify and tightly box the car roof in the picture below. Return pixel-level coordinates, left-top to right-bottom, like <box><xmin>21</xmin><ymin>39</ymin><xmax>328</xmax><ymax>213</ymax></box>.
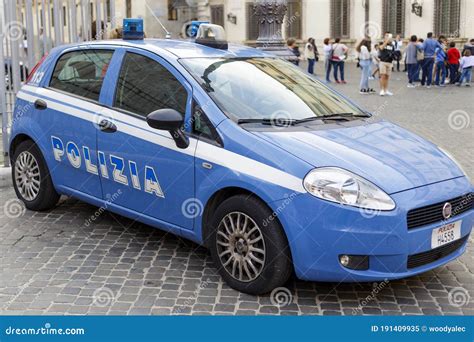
<box><xmin>65</xmin><ymin>39</ymin><xmax>274</xmax><ymax>59</ymax></box>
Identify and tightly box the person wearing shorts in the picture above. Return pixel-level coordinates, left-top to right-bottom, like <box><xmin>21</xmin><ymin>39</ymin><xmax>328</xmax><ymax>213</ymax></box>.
<box><xmin>378</xmin><ymin>33</ymin><xmax>396</xmax><ymax>96</ymax></box>
<box><xmin>379</xmin><ymin>62</ymin><xmax>392</xmax><ymax>77</ymax></box>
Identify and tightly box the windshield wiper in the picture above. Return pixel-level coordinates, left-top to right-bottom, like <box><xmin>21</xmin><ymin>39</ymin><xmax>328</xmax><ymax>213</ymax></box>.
<box><xmin>237</xmin><ymin>113</ymin><xmax>370</xmax><ymax>126</ymax></box>
<box><xmin>292</xmin><ymin>117</ymin><xmax>324</xmax><ymax>124</ymax></box>
<box><xmin>237</xmin><ymin>118</ymin><xmax>268</xmax><ymax>124</ymax></box>
<box><xmin>320</xmin><ymin>112</ymin><xmax>371</xmax><ymax>120</ymax></box>
<box><xmin>237</xmin><ymin>118</ymin><xmax>296</xmax><ymax>126</ymax></box>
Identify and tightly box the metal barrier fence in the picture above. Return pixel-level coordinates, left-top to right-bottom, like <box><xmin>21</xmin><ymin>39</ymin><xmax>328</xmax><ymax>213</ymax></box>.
<box><xmin>0</xmin><ymin>0</ymin><xmax>117</xmax><ymax>167</ymax></box>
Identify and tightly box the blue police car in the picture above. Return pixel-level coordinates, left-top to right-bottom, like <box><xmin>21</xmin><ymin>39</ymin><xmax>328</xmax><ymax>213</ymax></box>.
<box><xmin>9</xmin><ymin>23</ymin><xmax>473</xmax><ymax>294</ymax></box>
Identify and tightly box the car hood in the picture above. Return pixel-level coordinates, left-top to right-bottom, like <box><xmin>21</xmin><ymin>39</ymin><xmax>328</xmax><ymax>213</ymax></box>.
<box><xmin>252</xmin><ymin>120</ymin><xmax>464</xmax><ymax>194</ymax></box>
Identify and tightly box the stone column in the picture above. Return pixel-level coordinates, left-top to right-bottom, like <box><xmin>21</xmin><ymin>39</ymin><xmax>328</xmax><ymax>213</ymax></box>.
<box><xmin>253</xmin><ymin>0</ymin><xmax>297</xmax><ymax>60</ymax></box>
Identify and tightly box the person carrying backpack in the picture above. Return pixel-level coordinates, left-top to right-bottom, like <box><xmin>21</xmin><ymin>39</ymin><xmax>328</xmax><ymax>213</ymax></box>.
<box><xmin>304</xmin><ymin>37</ymin><xmax>319</xmax><ymax>74</ymax></box>
<box><xmin>414</xmin><ymin>38</ymin><xmax>425</xmax><ymax>82</ymax></box>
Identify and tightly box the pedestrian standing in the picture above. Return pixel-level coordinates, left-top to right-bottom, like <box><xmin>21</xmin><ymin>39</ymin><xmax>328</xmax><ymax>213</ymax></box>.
<box><xmin>378</xmin><ymin>33</ymin><xmax>396</xmax><ymax>96</ymax></box>
<box><xmin>434</xmin><ymin>38</ymin><xmax>447</xmax><ymax>87</ymax></box>
<box><xmin>394</xmin><ymin>34</ymin><xmax>403</xmax><ymax>72</ymax></box>
<box><xmin>323</xmin><ymin>38</ymin><xmax>333</xmax><ymax>82</ymax></box>
<box><xmin>370</xmin><ymin>43</ymin><xmax>381</xmax><ymax>80</ymax></box>
<box><xmin>356</xmin><ymin>38</ymin><xmax>374</xmax><ymax>94</ymax></box>
<box><xmin>304</xmin><ymin>37</ymin><xmax>318</xmax><ymax>74</ymax></box>
<box><xmin>419</xmin><ymin>32</ymin><xmax>443</xmax><ymax>88</ymax></box>
<box><xmin>331</xmin><ymin>38</ymin><xmax>348</xmax><ymax>84</ymax></box>
<box><xmin>405</xmin><ymin>35</ymin><xmax>419</xmax><ymax>87</ymax></box>
<box><xmin>462</xmin><ymin>38</ymin><xmax>474</xmax><ymax>56</ymax></box>
<box><xmin>287</xmin><ymin>38</ymin><xmax>301</xmax><ymax>66</ymax></box>
<box><xmin>457</xmin><ymin>49</ymin><xmax>474</xmax><ymax>86</ymax></box>
<box><xmin>414</xmin><ymin>38</ymin><xmax>425</xmax><ymax>82</ymax></box>
<box><xmin>447</xmin><ymin>41</ymin><xmax>461</xmax><ymax>84</ymax></box>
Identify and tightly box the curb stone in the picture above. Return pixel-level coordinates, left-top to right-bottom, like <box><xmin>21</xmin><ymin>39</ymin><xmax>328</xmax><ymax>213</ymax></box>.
<box><xmin>0</xmin><ymin>167</ymin><xmax>12</xmax><ymax>188</ymax></box>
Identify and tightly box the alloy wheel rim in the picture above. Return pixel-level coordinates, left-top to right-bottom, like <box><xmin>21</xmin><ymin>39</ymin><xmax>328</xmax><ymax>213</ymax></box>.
<box><xmin>216</xmin><ymin>212</ymin><xmax>266</xmax><ymax>282</ymax></box>
<box><xmin>14</xmin><ymin>151</ymin><xmax>41</xmax><ymax>201</ymax></box>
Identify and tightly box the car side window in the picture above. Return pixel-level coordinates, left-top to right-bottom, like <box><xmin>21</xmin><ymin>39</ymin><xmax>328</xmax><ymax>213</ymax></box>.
<box><xmin>49</xmin><ymin>49</ymin><xmax>113</xmax><ymax>101</ymax></box>
<box><xmin>114</xmin><ymin>52</ymin><xmax>187</xmax><ymax>118</ymax></box>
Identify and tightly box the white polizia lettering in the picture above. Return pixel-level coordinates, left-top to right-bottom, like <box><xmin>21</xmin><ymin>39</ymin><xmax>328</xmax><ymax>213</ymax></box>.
<box><xmin>50</xmin><ymin>136</ymin><xmax>164</xmax><ymax>197</ymax></box>
<box><xmin>145</xmin><ymin>166</ymin><xmax>165</xmax><ymax>198</ymax></box>
<box><xmin>66</xmin><ymin>141</ymin><xmax>81</xmax><ymax>168</ymax></box>
<box><xmin>83</xmin><ymin>146</ymin><xmax>98</xmax><ymax>175</ymax></box>
<box><xmin>110</xmin><ymin>155</ymin><xmax>129</xmax><ymax>186</ymax></box>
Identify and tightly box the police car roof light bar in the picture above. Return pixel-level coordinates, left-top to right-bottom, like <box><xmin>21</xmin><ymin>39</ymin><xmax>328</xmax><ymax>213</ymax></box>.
<box><xmin>123</xmin><ymin>18</ymin><xmax>144</xmax><ymax>40</ymax></box>
<box><xmin>195</xmin><ymin>24</ymin><xmax>228</xmax><ymax>50</ymax></box>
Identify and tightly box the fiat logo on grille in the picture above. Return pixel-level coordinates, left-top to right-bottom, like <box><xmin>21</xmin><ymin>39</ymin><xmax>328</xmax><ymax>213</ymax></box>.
<box><xmin>442</xmin><ymin>202</ymin><xmax>452</xmax><ymax>219</ymax></box>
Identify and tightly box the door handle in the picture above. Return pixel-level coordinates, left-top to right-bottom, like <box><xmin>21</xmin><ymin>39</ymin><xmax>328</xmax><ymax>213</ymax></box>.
<box><xmin>98</xmin><ymin>119</ymin><xmax>117</xmax><ymax>133</ymax></box>
<box><xmin>34</xmin><ymin>99</ymin><xmax>47</xmax><ymax>110</ymax></box>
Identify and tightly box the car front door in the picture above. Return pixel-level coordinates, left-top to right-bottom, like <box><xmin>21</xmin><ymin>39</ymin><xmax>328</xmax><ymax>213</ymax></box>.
<box><xmin>96</xmin><ymin>48</ymin><xmax>196</xmax><ymax>229</ymax></box>
<box><xmin>37</xmin><ymin>48</ymin><xmax>114</xmax><ymax>198</ymax></box>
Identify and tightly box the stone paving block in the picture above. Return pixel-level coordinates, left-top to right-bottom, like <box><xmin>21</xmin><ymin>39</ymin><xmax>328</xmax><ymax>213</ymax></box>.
<box><xmin>0</xmin><ymin>65</ymin><xmax>472</xmax><ymax>316</ymax></box>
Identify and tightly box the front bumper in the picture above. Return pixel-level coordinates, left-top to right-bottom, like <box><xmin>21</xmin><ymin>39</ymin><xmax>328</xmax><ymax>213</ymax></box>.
<box><xmin>275</xmin><ymin>176</ymin><xmax>473</xmax><ymax>282</ymax></box>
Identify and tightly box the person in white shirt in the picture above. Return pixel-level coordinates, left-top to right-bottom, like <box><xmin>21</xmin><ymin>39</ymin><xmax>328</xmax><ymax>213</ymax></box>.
<box><xmin>304</xmin><ymin>37</ymin><xmax>318</xmax><ymax>75</ymax></box>
<box><xmin>394</xmin><ymin>34</ymin><xmax>403</xmax><ymax>72</ymax></box>
<box><xmin>356</xmin><ymin>38</ymin><xmax>375</xmax><ymax>94</ymax></box>
<box><xmin>330</xmin><ymin>37</ymin><xmax>349</xmax><ymax>84</ymax></box>
<box><xmin>458</xmin><ymin>49</ymin><xmax>474</xmax><ymax>86</ymax></box>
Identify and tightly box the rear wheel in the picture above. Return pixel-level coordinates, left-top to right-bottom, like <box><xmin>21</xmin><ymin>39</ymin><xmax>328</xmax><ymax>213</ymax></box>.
<box><xmin>12</xmin><ymin>140</ymin><xmax>60</xmax><ymax>211</ymax></box>
<box><xmin>209</xmin><ymin>195</ymin><xmax>292</xmax><ymax>295</ymax></box>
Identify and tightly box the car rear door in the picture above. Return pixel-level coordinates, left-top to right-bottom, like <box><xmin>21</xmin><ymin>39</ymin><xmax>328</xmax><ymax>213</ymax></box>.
<box><xmin>32</xmin><ymin>48</ymin><xmax>114</xmax><ymax>198</ymax></box>
<box><xmin>96</xmin><ymin>48</ymin><xmax>197</xmax><ymax>230</ymax></box>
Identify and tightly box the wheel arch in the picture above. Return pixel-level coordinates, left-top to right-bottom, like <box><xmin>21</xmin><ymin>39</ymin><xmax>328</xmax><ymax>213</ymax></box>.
<box><xmin>201</xmin><ymin>186</ymin><xmax>290</xmax><ymax>251</ymax></box>
<box><xmin>9</xmin><ymin>133</ymin><xmax>36</xmax><ymax>160</ymax></box>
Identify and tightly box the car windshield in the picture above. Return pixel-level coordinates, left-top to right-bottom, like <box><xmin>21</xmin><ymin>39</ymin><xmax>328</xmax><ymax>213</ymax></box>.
<box><xmin>180</xmin><ymin>57</ymin><xmax>366</xmax><ymax>122</ymax></box>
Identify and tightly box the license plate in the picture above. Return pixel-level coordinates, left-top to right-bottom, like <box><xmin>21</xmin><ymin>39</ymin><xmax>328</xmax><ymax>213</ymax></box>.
<box><xmin>431</xmin><ymin>221</ymin><xmax>461</xmax><ymax>249</ymax></box>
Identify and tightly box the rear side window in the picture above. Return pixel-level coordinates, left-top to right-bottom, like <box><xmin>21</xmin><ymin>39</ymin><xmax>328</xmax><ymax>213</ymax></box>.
<box><xmin>114</xmin><ymin>52</ymin><xmax>187</xmax><ymax>117</ymax></box>
<box><xmin>50</xmin><ymin>49</ymin><xmax>113</xmax><ymax>101</ymax></box>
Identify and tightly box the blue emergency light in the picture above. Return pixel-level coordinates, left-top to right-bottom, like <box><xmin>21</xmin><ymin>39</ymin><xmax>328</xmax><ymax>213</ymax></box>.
<box><xmin>187</xmin><ymin>21</ymin><xmax>209</xmax><ymax>38</ymax></box>
<box><xmin>123</xmin><ymin>18</ymin><xmax>144</xmax><ymax>40</ymax></box>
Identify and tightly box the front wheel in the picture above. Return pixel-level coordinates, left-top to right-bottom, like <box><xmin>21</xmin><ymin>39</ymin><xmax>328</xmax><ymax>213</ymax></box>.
<box><xmin>12</xmin><ymin>140</ymin><xmax>60</xmax><ymax>211</ymax></box>
<box><xmin>209</xmin><ymin>195</ymin><xmax>293</xmax><ymax>295</ymax></box>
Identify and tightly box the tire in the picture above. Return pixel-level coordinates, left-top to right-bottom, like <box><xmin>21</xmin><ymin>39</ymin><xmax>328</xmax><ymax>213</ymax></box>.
<box><xmin>11</xmin><ymin>140</ymin><xmax>60</xmax><ymax>211</ymax></box>
<box><xmin>209</xmin><ymin>195</ymin><xmax>293</xmax><ymax>295</ymax></box>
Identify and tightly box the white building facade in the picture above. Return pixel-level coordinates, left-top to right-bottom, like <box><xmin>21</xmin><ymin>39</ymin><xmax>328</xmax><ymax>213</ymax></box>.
<box><xmin>6</xmin><ymin>0</ymin><xmax>474</xmax><ymax>60</ymax></box>
<box><xmin>208</xmin><ymin>0</ymin><xmax>474</xmax><ymax>45</ymax></box>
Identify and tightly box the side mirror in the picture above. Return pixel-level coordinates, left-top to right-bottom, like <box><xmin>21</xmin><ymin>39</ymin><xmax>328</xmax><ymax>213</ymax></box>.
<box><xmin>146</xmin><ymin>109</ymin><xmax>189</xmax><ymax>149</ymax></box>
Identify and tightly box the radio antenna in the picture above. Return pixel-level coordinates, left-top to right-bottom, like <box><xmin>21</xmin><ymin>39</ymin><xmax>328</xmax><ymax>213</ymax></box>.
<box><xmin>145</xmin><ymin>0</ymin><xmax>172</xmax><ymax>39</ymax></box>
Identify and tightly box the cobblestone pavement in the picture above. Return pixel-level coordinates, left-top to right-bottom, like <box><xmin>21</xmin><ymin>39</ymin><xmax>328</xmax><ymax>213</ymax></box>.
<box><xmin>0</xmin><ymin>64</ymin><xmax>472</xmax><ymax>316</ymax></box>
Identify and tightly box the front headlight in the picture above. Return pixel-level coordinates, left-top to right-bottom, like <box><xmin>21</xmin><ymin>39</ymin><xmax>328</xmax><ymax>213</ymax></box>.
<box><xmin>303</xmin><ymin>167</ymin><xmax>395</xmax><ymax>210</ymax></box>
